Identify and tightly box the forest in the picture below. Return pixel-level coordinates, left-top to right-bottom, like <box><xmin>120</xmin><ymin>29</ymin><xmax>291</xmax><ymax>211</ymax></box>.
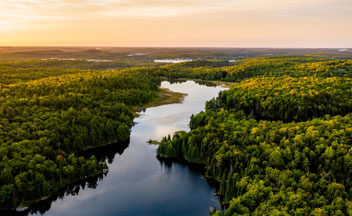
<box><xmin>206</xmin><ymin>76</ymin><xmax>352</xmax><ymax>121</ymax></box>
<box><xmin>0</xmin><ymin>66</ymin><xmax>159</xmax><ymax>209</ymax></box>
<box><xmin>1</xmin><ymin>53</ymin><xmax>352</xmax><ymax>214</ymax></box>
<box><xmin>157</xmin><ymin>57</ymin><xmax>352</xmax><ymax>81</ymax></box>
<box><xmin>157</xmin><ymin>56</ymin><xmax>352</xmax><ymax>215</ymax></box>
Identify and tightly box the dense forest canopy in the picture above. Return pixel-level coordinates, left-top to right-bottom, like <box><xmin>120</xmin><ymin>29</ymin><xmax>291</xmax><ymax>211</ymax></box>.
<box><xmin>159</xmin><ymin>111</ymin><xmax>352</xmax><ymax>215</ymax></box>
<box><xmin>206</xmin><ymin>76</ymin><xmax>352</xmax><ymax>121</ymax></box>
<box><xmin>157</xmin><ymin>55</ymin><xmax>352</xmax><ymax>215</ymax></box>
<box><xmin>0</xmin><ymin>67</ymin><xmax>159</xmax><ymax>209</ymax></box>
<box><xmin>158</xmin><ymin>57</ymin><xmax>352</xmax><ymax>81</ymax></box>
<box><xmin>0</xmin><ymin>52</ymin><xmax>352</xmax><ymax>214</ymax></box>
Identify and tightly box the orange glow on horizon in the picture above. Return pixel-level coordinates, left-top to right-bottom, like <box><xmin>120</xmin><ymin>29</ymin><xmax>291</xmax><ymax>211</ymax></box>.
<box><xmin>0</xmin><ymin>0</ymin><xmax>351</xmax><ymax>48</ymax></box>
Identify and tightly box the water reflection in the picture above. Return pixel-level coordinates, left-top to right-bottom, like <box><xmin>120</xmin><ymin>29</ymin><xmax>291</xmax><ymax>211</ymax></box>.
<box><xmin>4</xmin><ymin>141</ymin><xmax>131</xmax><ymax>216</ymax></box>
<box><xmin>154</xmin><ymin>59</ymin><xmax>193</xmax><ymax>63</ymax></box>
<box><xmin>28</xmin><ymin>174</ymin><xmax>106</xmax><ymax>215</ymax></box>
<box><xmin>168</xmin><ymin>79</ymin><xmax>218</xmax><ymax>87</ymax></box>
<box><xmin>78</xmin><ymin>139</ymin><xmax>130</xmax><ymax>164</ymax></box>
<box><xmin>157</xmin><ymin>157</ymin><xmax>221</xmax><ymax>195</ymax></box>
<box><xmin>25</xmin><ymin>80</ymin><xmax>226</xmax><ymax>216</ymax></box>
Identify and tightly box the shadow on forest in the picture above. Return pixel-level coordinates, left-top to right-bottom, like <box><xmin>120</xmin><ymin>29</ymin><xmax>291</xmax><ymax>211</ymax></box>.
<box><xmin>1</xmin><ymin>140</ymin><xmax>130</xmax><ymax>216</ymax></box>
<box><xmin>168</xmin><ymin>79</ymin><xmax>218</xmax><ymax>87</ymax></box>
<box><xmin>157</xmin><ymin>157</ymin><xmax>227</xmax><ymax>211</ymax></box>
<box><xmin>77</xmin><ymin>138</ymin><xmax>130</xmax><ymax>163</ymax></box>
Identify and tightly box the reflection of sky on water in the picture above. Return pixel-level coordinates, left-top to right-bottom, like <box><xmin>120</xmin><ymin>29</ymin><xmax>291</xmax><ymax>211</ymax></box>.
<box><xmin>135</xmin><ymin>81</ymin><xmax>225</xmax><ymax>140</ymax></box>
<box><xmin>35</xmin><ymin>80</ymin><xmax>226</xmax><ymax>216</ymax></box>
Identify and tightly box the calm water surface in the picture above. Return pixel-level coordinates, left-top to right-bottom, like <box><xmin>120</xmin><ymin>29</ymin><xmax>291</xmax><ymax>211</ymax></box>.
<box><xmin>153</xmin><ymin>59</ymin><xmax>193</xmax><ymax>63</ymax></box>
<box><xmin>32</xmin><ymin>80</ymin><xmax>226</xmax><ymax>216</ymax></box>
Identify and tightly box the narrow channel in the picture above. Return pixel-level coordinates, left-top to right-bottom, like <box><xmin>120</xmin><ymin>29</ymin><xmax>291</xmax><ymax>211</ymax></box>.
<box><xmin>31</xmin><ymin>80</ymin><xmax>226</xmax><ymax>216</ymax></box>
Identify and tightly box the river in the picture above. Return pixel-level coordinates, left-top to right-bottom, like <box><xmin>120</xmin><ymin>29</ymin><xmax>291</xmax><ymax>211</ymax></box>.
<box><xmin>30</xmin><ymin>80</ymin><xmax>226</xmax><ymax>216</ymax></box>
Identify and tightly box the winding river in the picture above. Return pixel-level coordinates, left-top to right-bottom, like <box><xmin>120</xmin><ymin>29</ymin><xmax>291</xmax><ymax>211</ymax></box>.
<box><xmin>31</xmin><ymin>80</ymin><xmax>226</xmax><ymax>216</ymax></box>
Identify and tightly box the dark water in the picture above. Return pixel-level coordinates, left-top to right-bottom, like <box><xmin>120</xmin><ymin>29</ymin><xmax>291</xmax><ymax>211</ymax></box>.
<box><xmin>31</xmin><ymin>80</ymin><xmax>226</xmax><ymax>216</ymax></box>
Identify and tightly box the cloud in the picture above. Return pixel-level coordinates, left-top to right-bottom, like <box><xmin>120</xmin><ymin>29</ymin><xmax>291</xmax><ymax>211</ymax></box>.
<box><xmin>1</xmin><ymin>0</ymin><xmax>351</xmax><ymax>47</ymax></box>
<box><xmin>2</xmin><ymin>0</ymin><xmax>352</xmax><ymax>20</ymax></box>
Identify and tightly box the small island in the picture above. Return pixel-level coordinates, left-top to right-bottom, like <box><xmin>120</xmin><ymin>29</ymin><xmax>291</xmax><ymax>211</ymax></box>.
<box><xmin>147</xmin><ymin>139</ymin><xmax>161</xmax><ymax>145</ymax></box>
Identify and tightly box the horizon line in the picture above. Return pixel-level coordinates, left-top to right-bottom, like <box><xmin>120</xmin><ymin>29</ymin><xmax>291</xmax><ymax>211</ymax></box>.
<box><xmin>0</xmin><ymin>46</ymin><xmax>351</xmax><ymax>49</ymax></box>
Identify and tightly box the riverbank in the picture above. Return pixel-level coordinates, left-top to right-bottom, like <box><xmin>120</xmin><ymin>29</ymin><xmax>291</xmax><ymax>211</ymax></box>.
<box><xmin>0</xmin><ymin>171</ymin><xmax>108</xmax><ymax>215</ymax></box>
<box><xmin>156</xmin><ymin>154</ymin><xmax>226</xmax><ymax>207</ymax></box>
<box><xmin>25</xmin><ymin>80</ymin><xmax>224</xmax><ymax>215</ymax></box>
<box><xmin>1</xmin><ymin>87</ymin><xmax>186</xmax><ymax>213</ymax></box>
<box><xmin>134</xmin><ymin>87</ymin><xmax>187</xmax><ymax>113</ymax></box>
<box><xmin>175</xmin><ymin>78</ymin><xmax>238</xmax><ymax>88</ymax></box>
<box><xmin>1</xmin><ymin>80</ymin><xmax>223</xmax><ymax>214</ymax></box>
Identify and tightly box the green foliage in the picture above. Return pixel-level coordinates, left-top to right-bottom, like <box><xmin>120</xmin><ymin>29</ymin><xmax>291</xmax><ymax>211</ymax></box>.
<box><xmin>221</xmin><ymin>57</ymin><xmax>352</xmax><ymax>81</ymax></box>
<box><xmin>154</xmin><ymin>57</ymin><xmax>352</xmax><ymax>81</ymax></box>
<box><xmin>158</xmin><ymin>56</ymin><xmax>352</xmax><ymax>215</ymax></box>
<box><xmin>1</xmin><ymin>54</ymin><xmax>352</xmax><ymax>212</ymax></box>
<box><xmin>0</xmin><ymin>66</ymin><xmax>159</xmax><ymax>208</ymax></box>
<box><xmin>159</xmin><ymin>111</ymin><xmax>352</xmax><ymax>215</ymax></box>
<box><xmin>206</xmin><ymin>76</ymin><xmax>352</xmax><ymax>121</ymax></box>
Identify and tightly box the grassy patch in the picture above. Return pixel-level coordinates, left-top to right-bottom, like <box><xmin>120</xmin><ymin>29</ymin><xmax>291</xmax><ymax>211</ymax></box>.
<box><xmin>147</xmin><ymin>139</ymin><xmax>161</xmax><ymax>145</ymax></box>
<box><xmin>134</xmin><ymin>88</ymin><xmax>187</xmax><ymax>113</ymax></box>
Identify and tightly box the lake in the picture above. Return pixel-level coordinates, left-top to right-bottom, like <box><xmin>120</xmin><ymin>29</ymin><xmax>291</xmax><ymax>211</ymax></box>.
<box><xmin>30</xmin><ymin>80</ymin><xmax>226</xmax><ymax>216</ymax></box>
<box><xmin>154</xmin><ymin>59</ymin><xmax>193</xmax><ymax>63</ymax></box>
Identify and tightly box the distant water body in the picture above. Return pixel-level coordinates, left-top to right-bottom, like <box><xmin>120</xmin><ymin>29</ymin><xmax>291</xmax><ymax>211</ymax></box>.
<box><xmin>154</xmin><ymin>59</ymin><xmax>193</xmax><ymax>63</ymax></box>
<box><xmin>41</xmin><ymin>58</ymin><xmax>113</xmax><ymax>62</ymax></box>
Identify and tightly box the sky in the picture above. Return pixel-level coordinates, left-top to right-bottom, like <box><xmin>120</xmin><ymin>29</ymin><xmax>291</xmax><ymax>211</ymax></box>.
<box><xmin>0</xmin><ymin>0</ymin><xmax>351</xmax><ymax>48</ymax></box>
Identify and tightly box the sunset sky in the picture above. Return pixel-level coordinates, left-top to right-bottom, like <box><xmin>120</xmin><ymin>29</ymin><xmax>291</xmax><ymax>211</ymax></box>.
<box><xmin>0</xmin><ymin>0</ymin><xmax>351</xmax><ymax>47</ymax></box>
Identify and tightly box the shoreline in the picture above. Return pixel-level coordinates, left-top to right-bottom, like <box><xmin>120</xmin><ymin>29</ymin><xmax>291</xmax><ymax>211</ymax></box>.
<box><xmin>0</xmin><ymin>171</ymin><xmax>107</xmax><ymax>215</ymax></box>
<box><xmin>156</xmin><ymin>154</ymin><xmax>229</xmax><ymax>208</ymax></box>
<box><xmin>133</xmin><ymin>87</ymin><xmax>187</xmax><ymax>113</ymax></box>
<box><xmin>156</xmin><ymin>155</ymin><xmax>228</xmax><ymax>208</ymax></box>
<box><xmin>2</xmin><ymin>80</ymin><xmax>218</xmax><ymax>213</ymax></box>
<box><xmin>174</xmin><ymin>78</ymin><xmax>238</xmax><ymax>88</ymax></box>
<box><xmin>1</xmin><ymin>84</ymin><xmax>187</xmax><ymax>213</ymax></box>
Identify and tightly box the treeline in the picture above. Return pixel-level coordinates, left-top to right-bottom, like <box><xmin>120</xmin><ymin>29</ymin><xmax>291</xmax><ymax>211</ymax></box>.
<box><xmin>158</xmin><ymin>111</ymin><xmax>352</xmax><ymax>215</ymax></box>
<box><xmin>155</xmin><ymin>57</ymin><xmax>352</xmax><ymax>81</ymax></box>
<box><xmin>0</xmin><ymin>66</ymin><xmax>89</xmax><ymax>84</ymax></box>
<box><xmin>206</xmin><ymin>76</ymin><xmax>352</xmax><ymax>122</ymax></box>
<box><xmin>2</xmin><ymin>57</ymin><xmax>352</xmax><ymax>84</ymax></box>
<box><xmin>0</xmin><ymin>59</ymin><xmax>159</xmax><ymax>75</ymax></box>
<box><xmin>0</xmin><ymin>68</ymin><xmax>159</xmax><ymax>209</ymax></box>
<box><xmin>158</xmin><ymin>57</ymin><xmax>352</xmax><ymax>215</ymax></box>
<box><xmin>221</xmin><ymin>57</ymin><xmax>352</xmax><ymax>80</ymax></box>
<box><xmin>1</xmin><ymin>55</ymin><xmax>352</xmax><ymax>212</ymax></box>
